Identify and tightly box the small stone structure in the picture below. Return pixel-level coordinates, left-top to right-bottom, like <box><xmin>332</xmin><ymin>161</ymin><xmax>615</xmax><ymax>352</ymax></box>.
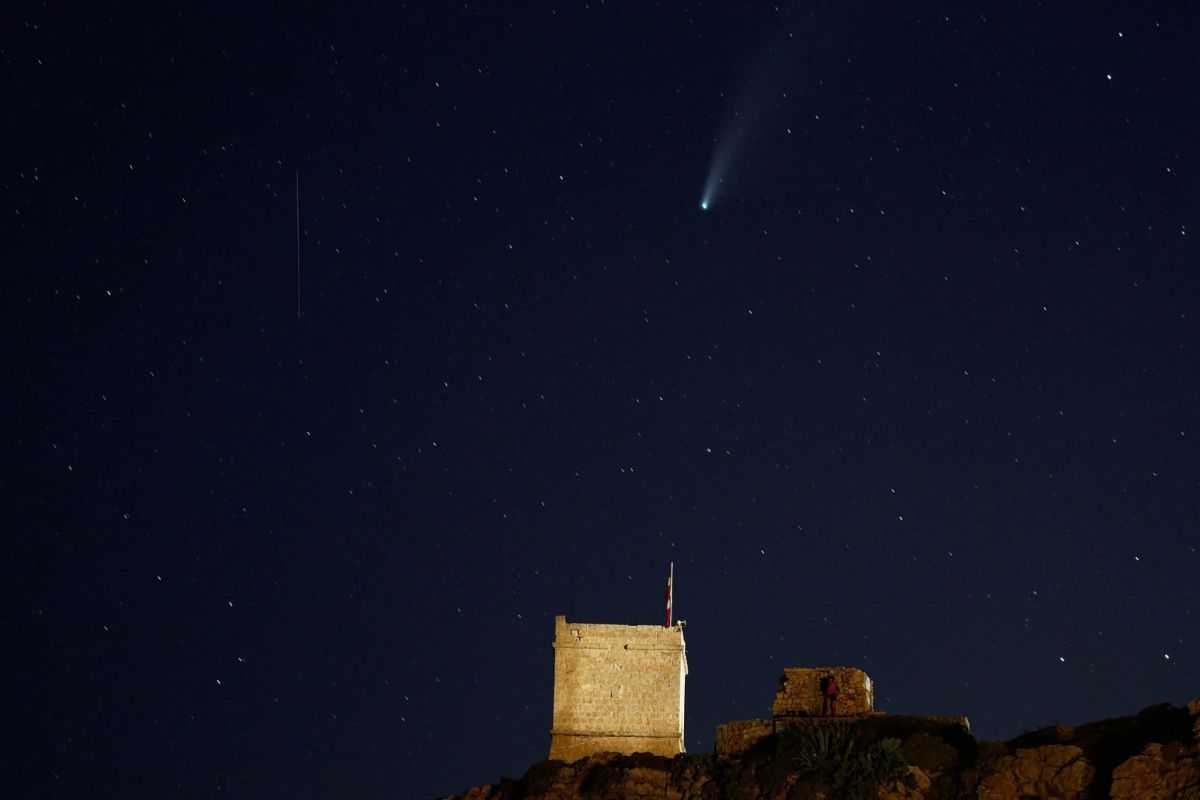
<box><xmin>716</xmin><ymin>666</ymin><xmax>874</xmax><ymax>756</ymax></box>
<box><xmin>773</xmin><ymin>667</ymin><xmax>874</xmax><ymax>718</ymax></box>
<box><xmin>716</xmin><ymin>667</ymin><xmax>970</xmax><ymax>756</ymax></box>
<box><xmin>548</xmin><ymin>615</ymin><xmax>687</xmax><ymax>762</ymax></box>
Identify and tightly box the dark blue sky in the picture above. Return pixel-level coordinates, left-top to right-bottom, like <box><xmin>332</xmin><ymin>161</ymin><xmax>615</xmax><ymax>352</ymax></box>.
<box><xmin>9</xmin><ymin>3</ymin><xmax>1199</xmax><ymax>798</ymax></box>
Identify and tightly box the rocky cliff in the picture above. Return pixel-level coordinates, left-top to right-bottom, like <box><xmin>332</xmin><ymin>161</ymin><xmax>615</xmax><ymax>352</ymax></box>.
<box><xmin>440</xmin><ymin>699</ymin><xmax>1200</xmax><ymax>800</ymax></box>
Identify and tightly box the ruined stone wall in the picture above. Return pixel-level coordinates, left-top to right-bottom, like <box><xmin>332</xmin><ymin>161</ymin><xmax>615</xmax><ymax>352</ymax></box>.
<box><xmin>549</xmin><ymin>615</ymin><xmax>687</xmax><ymax>762</ymax></box>
<box><xmin>772</xmin><ymin>667</ymin><xmax>874</xmax><ymax>717</ymax></box>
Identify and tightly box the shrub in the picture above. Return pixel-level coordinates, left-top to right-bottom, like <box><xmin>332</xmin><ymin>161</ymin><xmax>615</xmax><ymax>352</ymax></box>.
<box><xmin>791</xmin><ymin>724</ymin><xmax>916</xmax><ymax>800</ymax></box>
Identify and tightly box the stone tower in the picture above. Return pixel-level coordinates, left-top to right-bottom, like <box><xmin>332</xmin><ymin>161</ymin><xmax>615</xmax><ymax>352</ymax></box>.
<box><xmin>548</xmin><ymin>615</ymin><xmax>687</xmax><ymax>762</ymax></box>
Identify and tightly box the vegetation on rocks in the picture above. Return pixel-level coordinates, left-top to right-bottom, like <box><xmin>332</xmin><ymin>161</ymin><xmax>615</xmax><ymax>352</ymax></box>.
<box><xmin>442</xmin><ymin>700</ymin><xmax>1200</xmax><ymax>800</ymax></box>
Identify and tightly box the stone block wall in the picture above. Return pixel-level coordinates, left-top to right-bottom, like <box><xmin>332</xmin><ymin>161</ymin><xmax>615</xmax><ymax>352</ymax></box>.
<box><xmin>549</xmin><ymin>615</ymin><xmax>687</xmax><ymax>762</ymax></box>
<box><xmin>772</xmin><ymin>667</ymin><xmax>873</xmax><ymax>717</ymax></box>
<box><xmin>715</xmin><ymin>719</ymin><xmax>775</xmax><ymax>756</ymax></box>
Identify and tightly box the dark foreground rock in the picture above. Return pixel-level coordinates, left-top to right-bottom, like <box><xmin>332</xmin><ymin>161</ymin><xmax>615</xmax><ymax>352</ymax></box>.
<box><xmin>440</xmin><ymin>700</ymin><xmax>1200</xmax><ymax>800</ymax></box>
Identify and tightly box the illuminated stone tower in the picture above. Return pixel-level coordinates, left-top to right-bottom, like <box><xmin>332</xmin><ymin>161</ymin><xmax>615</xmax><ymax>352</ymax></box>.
<box><xmin>548</xmin><ymin>615</ymin><xmax>687</xmax><ymax>762</ymax></box>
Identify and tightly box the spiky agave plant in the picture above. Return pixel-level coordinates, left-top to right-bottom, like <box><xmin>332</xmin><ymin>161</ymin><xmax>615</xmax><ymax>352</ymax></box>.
<box><xmin>831</xmin><ymin>737</ymin><xmax>917</xmax><ymax>800</ymax></box>
<box><xmin>794</xmin><ymin>723</ymin><xmax>852</xmax><ymax>773</ymax></box>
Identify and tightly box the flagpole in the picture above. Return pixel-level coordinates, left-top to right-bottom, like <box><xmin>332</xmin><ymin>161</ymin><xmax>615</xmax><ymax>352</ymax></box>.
<box><xmin>665</xmin><ymin>561</ymin><xmax>674</xmax><ymax>627</ymax></box>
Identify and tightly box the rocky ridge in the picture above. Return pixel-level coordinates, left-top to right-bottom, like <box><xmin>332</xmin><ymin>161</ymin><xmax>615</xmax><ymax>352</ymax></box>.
<box><xmin>441</xmin><ymin>699</ymin><xmax>1200</xmax><ymax>800</ymax></box>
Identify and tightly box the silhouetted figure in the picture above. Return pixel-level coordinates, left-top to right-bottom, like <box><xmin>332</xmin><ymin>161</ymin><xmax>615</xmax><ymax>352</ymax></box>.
<box><xmin>821</xmin><ymin>674</ymin><xmax>839</xmax><ymax>717</ymax></box>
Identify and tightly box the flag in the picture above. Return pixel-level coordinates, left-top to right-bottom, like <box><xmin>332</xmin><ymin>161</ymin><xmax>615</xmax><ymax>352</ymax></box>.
<box><xmin>665</xmin><ymin>561</ymin><xmax>674</xmax><ymax>627</ymax></box>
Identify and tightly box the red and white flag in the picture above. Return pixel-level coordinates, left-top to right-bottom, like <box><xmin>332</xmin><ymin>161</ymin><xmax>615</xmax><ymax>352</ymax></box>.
<box><xmin>664</xmin><ymin>562</ymin><xmax>674</xmax><ymax>627</ymax></box>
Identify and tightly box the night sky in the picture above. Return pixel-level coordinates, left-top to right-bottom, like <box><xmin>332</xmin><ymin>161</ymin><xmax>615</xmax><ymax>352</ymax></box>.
<box><xmin>10</xmin><ymin>3</ymin><xmax>1200</xmax><ymax>798</ymax></box>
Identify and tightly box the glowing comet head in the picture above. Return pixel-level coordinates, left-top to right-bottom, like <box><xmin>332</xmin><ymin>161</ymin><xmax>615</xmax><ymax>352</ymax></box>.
<box><xmin>699</xmin><ymin>170</ymin><xmax>721</xmax><ymax>212</ymax></box>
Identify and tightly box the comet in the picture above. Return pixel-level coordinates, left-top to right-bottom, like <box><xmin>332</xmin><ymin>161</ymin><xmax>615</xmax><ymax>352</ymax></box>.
<box><xmin>700</xmin><ymin>70</ymin><xmax>784</xmax><ymax>212</ymax></box>
<box><xmin>699</xmin><ymin>14</ymin><xmax>800</xmax><ymax>212</ymax></box>
<box><xmin>699</xmin><ymin>127</ymin><xmax>739</xmax><ymax>212</ymax></box>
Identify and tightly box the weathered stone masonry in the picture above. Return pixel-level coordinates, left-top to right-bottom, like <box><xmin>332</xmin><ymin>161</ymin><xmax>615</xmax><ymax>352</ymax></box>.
<box><xmin>773</xmin><ymin>667</ymin><xmax>874</xmax><ymax>718</ymax></box>
<box><xmin>548</xmin><ymin>615</ymin><xmax>687</xmax><ymax>762</ymax></box>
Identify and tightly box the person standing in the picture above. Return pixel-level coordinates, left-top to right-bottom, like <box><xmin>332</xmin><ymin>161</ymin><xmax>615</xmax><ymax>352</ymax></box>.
<box><xmin>821</xmin><ymin>674</ymin><xmax>839</xmax><ymax>717</ymax></box>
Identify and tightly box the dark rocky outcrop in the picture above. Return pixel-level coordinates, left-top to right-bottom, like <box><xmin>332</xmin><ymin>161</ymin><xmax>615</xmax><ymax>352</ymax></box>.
<box><xmin>440</xmin><ymin>699</ymin><xmax>1200</xmax><ymax>799</ymax></box>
